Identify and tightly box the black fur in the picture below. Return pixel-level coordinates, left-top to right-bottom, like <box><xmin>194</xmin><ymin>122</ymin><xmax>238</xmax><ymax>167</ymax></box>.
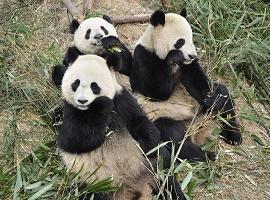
<box><xmin>154</xmin><ymin>118</ymin><xmax>216</xmax><ymax>162</ymax></box>
<box><xmin>71</xmin><ymin>79</ymin><xmax>80</xmax><ymax>92</ymax></box>
<box><xmin>70</xmin><ymin>19</ymin><xmax>80</xmax><ymax>34</ymax></box>
<box><xmin>180</xmin><ymin>59</ymin><xmax>211</xmax><ymax>104</ymax></box>
<box><xmin>101</xmin><ymin>26</ymin><xmax>108</xmax><ymax>35</ymax></box>
<box><xmin>106</xmin><ymin>52</ymin><xmax>123</xmax><ymax>72</ymax></box>
<box><xmin>85</xmin><ymin>29</ymin><xmax>91</xmax><ymax>39</ymax></box>
<box><xmin>165</xmin><ymin>50</ymin><xmax>185</xmax><ymax>66</ymax></box>
<box><xmin>131</xmin><ymin>45</ymin><xmax>179</xmax><ymax>100</ymax></box>
<box><xmin>150</xmin><ymin>10</ymin><xmax>165</xmax><ymax>26</ymax></box>
<box><xmin>167</xmin><ymin>175</ymin><xmax>186</xmax><ymax>200</ymax></box>
<box><xmin>103</xmin><ymin>15</ymin><xmax>113</xmax><ymax>24</ymax></box>
<box><xmin>202</xmin><ymin>83</ymin><xmax>242</xmax><ymax>145</ymax></box>
<box><xmin>179</xmin><ymin>8</ymin><xmax>187</xmax><ymax>18</ymax></box>
<box><xmin>58</xmin><ymin>96</ymin><xmax>113</xmax><ymax>153</ymax></box>
<box><xmin>63</xmin><ymin>46</ymin><xmax>83</xmax><ymax>66</ymax></box>
<box><xmin>52</xmin><ymin>64</ymin><xmax>68</xmax><ymax>87</ymax></box>
<box><xmin>174</xmin><ymin>38</ymin><xmax>185</xmax><ymax>49</ymax></box>
<box><xmin>113</xmin><ymin>89</ymin><xmax>161</xmax><ymax>154</ymax></box>
<box><xmin>102</xmin><ymin>36</ymin><xmax>132</xmax><ymax>76</ymax></box>
<box><xmin>90</xmin><ymin>82</ymin><xmax>101</xmax><ymax>95</ymax></box>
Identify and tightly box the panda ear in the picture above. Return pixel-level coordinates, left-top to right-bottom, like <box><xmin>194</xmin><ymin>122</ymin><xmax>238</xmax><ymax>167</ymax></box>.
<box><xmin>150</xmin><ymin>10</ymin><xmax>165</xmax><ymax>26</ymax></box>
<box><xmin>70</xmin><ymin>19</ymin><xmax>80</xmax><ymax>34</ymax></box>
<box><xmin>106</xmin><ymin>53</ymin><xmax>123</xmax><ymax>72</ymax></box>
<box><xmin>52</xmin><ymin>65</ymin><xmax>68</xmax><ymax>87</ymax></box>
<box><xmin>179</xmin><ymin>8</ymin><xmax>187</xmax><ymax>18</ymax></box>
<box><xmin>103</xmin><ymin>15</ymin><xmax>113</xmax><ymax>24</ymax></box>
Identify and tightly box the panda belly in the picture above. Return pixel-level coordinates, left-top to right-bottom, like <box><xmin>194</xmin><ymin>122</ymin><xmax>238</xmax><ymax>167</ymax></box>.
<box><xmin>59</xmin><ymin>127</ymin><xmax>155</xmax><ymax>200</ymax></box>
<box><xmin>115</xmin><ymin>72</ymin><xmax>219</xmax><ymax>146</ymax></box>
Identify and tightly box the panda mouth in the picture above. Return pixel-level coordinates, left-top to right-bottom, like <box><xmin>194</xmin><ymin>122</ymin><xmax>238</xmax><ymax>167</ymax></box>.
<box><xmin>77</xmin><ymin>105</ymin><xmax>89</xmax><ymax>110</ymax></box>
<box><xmin>91</xmin><ymin>42</ymin><xmax>102</xmax><ymax>46</ymax></box>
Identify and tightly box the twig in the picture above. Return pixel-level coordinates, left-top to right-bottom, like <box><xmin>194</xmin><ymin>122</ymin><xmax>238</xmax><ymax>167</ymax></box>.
<box><xmin>113</xmin><ymin>14</ymin><xmax>150</xmax><ymax>24</ymax></box>
<box><xmin>62</xmin><ymin>1</ymin><xmax>150</xmax><ymax>24</ymax></box>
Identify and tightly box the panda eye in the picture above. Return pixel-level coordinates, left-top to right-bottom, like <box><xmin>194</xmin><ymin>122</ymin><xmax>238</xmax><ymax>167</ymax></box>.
<box><xmin>174</xmin><ymin>38</ymin><xmax>185</xmax><ymax>49</ymax></box>
<box><xmin>85</xmin><ymin>29</ymin><xmax>91</xmax><ymax>39</ymax></box>
<box><xmin>91</xmin><ymin>82</ymin><xmax>101</xmax><ymax>94</ymax></box>
<box><xmin>100</xmin><ymin>26</ymin><xmax>108</xmax><ymax>35</ymax></box>
<box><xmin>71</xmin><ymin>79</ymin><xmax>80</xmax><ymax>92</ymax></box>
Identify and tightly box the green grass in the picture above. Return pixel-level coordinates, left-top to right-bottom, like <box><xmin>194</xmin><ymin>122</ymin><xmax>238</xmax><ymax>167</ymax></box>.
<box><xmin>172</xmin><ymin>0</ymin><xmax>270</xmax><ymax>128</ymax></box>
<box><xmin>0</xmin><ymin>0</ymin><xmax>270</xmax><ymax>199</ymax></box>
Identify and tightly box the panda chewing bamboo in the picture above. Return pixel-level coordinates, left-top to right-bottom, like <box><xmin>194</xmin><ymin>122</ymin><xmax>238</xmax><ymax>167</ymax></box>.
<box><xmin>52</xmin><ymin>15</ymin><xmax>132</xmax><ymax>87</ymax></box>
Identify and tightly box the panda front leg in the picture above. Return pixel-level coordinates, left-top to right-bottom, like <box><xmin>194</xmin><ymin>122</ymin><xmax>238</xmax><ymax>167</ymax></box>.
<box><xmin>202</xmin><ymin>82</ymin><xmax>242</xmax><ymax>145</ymax></box>
<box><xmin>154</xmin><ymin>117</ymin><xmax>216</xmax><ymax>162</ymax></box>
<box><xmin>101</xmin><ymin>36</ymin><xmax>132</xmax><ymax>76</ymax></box>
<box><xmin>180</xmin><ymin>60</ymin><xmax>242</xmax><ymax>145</ymax></box>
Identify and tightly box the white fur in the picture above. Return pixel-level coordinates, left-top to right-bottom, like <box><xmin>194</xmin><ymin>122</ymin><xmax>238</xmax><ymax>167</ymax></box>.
<box><xmin>74</xmin><ymin>17</ymin><xmax>118</xmax><ymax>55</ymax></box>
<box><xmin>61</xmin><ymin>55</ymin><xmax>122</xmax><ymax>110</ymax></box>
<box><xmin>138</xmin><ymin>13</ymin><xmax>197</xmax><ymax>64</ymax></box>
<box><xmin>60</xmin><ymin>130</ymin><xmax>155</xmax><ymax>199</ymax></box>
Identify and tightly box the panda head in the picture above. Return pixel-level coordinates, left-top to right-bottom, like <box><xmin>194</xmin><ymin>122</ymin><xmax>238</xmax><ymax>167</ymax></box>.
<box><xmin>70</xmin><ymin>16</ymin><xmax>117</xmax><ymax>55</ymax></box>
<box><xmin>139</xmin><ymin>9</ymin><xmax>197</xmax><ymax>64</ymax></box>
<box><xmin>61</xmin><ymin>54</ymin><xmax>122</xmax><ymax>110</ymax></box>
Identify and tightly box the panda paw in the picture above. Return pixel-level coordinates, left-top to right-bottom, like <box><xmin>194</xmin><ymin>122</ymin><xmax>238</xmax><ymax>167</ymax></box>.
<box><xmin>220</xmin><ymin>128</ymin><xmax>242</xmax><ymax>145</ymax></box>
<box><xmin>101</xmin><ymin>36</ymin><xmax>121</xmax><ymax>50</ymax></box>
<box><xmin>90</xmin><ymin>96</ymin><xmax>114</xmax><ymax>114</ymax></box>
<box><xmin>202</xmin><ymin>83</ymin><xmax>230</xmax><ymax>111</ymax></box>
<box><xmin>206</xmin><ymin>151</ymin><xmax>217</xmax><ymax>161</ymax></box>
<box><xmin>165</xmin><ymin>50</ymin><xmax>185</xmax><ymax>66</ymax></box>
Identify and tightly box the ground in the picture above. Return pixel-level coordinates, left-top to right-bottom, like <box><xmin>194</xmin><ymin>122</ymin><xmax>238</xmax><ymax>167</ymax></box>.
<box><xmin>0</xmin><ymin>0</ymin><xmax>269</xmax><ymax>199</ymax></box>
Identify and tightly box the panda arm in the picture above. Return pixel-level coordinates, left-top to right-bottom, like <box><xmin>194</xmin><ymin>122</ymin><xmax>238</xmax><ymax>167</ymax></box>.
<box><xmin>179</xmin><ymin>60</ymin><xmax>211</xmax><ymax>104</ymax></box>
<box><xmin>63</xmin><ymin>46</ymin><xmax>83</xmax><ymax>66</ymax></box>
<box><xmin>52</xmin><ymin>64</ymin><xmax>68</xmax><ymax>87</ymax></box>
<box><xmin>131</xmin><ymin>45</ymin><xmax>175</xmax><ymax>99</ymax></box>
<box><xmin>180</xmin><ymin>61</ymin><xmax>242</xmax><ymax>145</ymax></box>
<box><xmin>113</xmin><ymin>89</ymin><xmax>161</xmax><ymax>153</ymax></box>
<box><xmin>101</xmin><ymin>36</ymin><xmax>132</xmax><ymax>76</ymax></box>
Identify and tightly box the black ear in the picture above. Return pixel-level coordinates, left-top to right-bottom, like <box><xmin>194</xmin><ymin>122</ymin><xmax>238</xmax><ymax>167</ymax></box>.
<box><xmin>106</xmin><ymin>53</ymin><xmax>122</xmax><ymax>72</ymax></box>
<box><xmin>52</xmin><ymin>65</ymin><xmax>68</xmax><ymax>87</ymax></box>
<box><xmin>103</xmin><ymin>15</ymin><xmax>113</xmax><ymax>24</ymax></box>
<box><xmin>180</xmin><ymin>8</ymin><xmax>187</xmax><ymax>18</ymax></box>
<box><xmin>70</xmin><ymin>19</ymin><xmax>80</xmax><ymax>34</ymax></box>
<box><xmin>150</xmin><ymin>10</ymin><xmax>165</xmax><ymax>26</ymax></box>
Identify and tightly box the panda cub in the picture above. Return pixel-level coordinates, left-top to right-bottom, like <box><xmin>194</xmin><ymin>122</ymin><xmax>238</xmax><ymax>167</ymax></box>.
<box><xmin>54</xmin><ymin>54</ymin><xmax>185</xmax><ymax>200</ymax></box>
<box><xmin>130</xmin><ymin>9</ymin><xmax>242</xmax><ymax>152</ymax></box>
<box><xmin>52</xmin><ymin>15</ymin><xmax>132</xmax><ymax>86</ymax></box>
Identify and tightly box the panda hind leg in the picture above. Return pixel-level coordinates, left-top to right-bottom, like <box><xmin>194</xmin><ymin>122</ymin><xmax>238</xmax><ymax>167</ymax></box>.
<box><xmin>154</xmin><ymin>117</ymin><xmax>216</xmax><ymax>162</ymax></box>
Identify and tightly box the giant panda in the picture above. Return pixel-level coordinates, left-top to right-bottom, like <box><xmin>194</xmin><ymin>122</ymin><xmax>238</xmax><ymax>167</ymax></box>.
<box><xmin>129</xmin><ymin>9</ymin><xmax>242</xmax><ymax>151</ymax></box>
<box><xmin>52</xmin><ymin>15</ymin><xmax>132</xmax><ymax>87</ymax></box>
<box><xmin>54</xmin><ymin>54</ymin><xmax>189</xmax><ymax>199</ymax></box>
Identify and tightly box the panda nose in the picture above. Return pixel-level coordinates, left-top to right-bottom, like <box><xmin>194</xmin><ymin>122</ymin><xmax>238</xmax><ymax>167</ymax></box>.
<box><xmin>94</xmin><ymin>33</ymin><xmax>103</xmax><ymax>39</ymax></box>
<box><xmin>78</xmin><ymin>99</ymin><xmax>88</xmax><ymax>104</ymax></box>
<box><xmin>188</xmin><ymin>54</ymin><xmax>197</xmax><ymax>60</ymax></box>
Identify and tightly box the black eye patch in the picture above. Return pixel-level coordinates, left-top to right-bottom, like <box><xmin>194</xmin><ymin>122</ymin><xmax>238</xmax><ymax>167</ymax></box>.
<box><xmin>85</xmin><ymin>29</ymin><xmax>91</xmax><ymax>39</ymax></box>
<box><xmin>100</xmin><ymin>26</ymin><xmax>108</xmax><ymax>35</ymax></box>
<box><xmin>90</xmin><ymin>82</ymin><xmax>101</xmax><ymax>94</ymax></box>
<box><xmin>71</xmin><ymin>79</ymin><xmax>80</xmax><ymax>92</ymax></box>
<box><xmin>174</xmin><ymin>38</ymin><xmax>185</xmax><ymax>49</ymax></box>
